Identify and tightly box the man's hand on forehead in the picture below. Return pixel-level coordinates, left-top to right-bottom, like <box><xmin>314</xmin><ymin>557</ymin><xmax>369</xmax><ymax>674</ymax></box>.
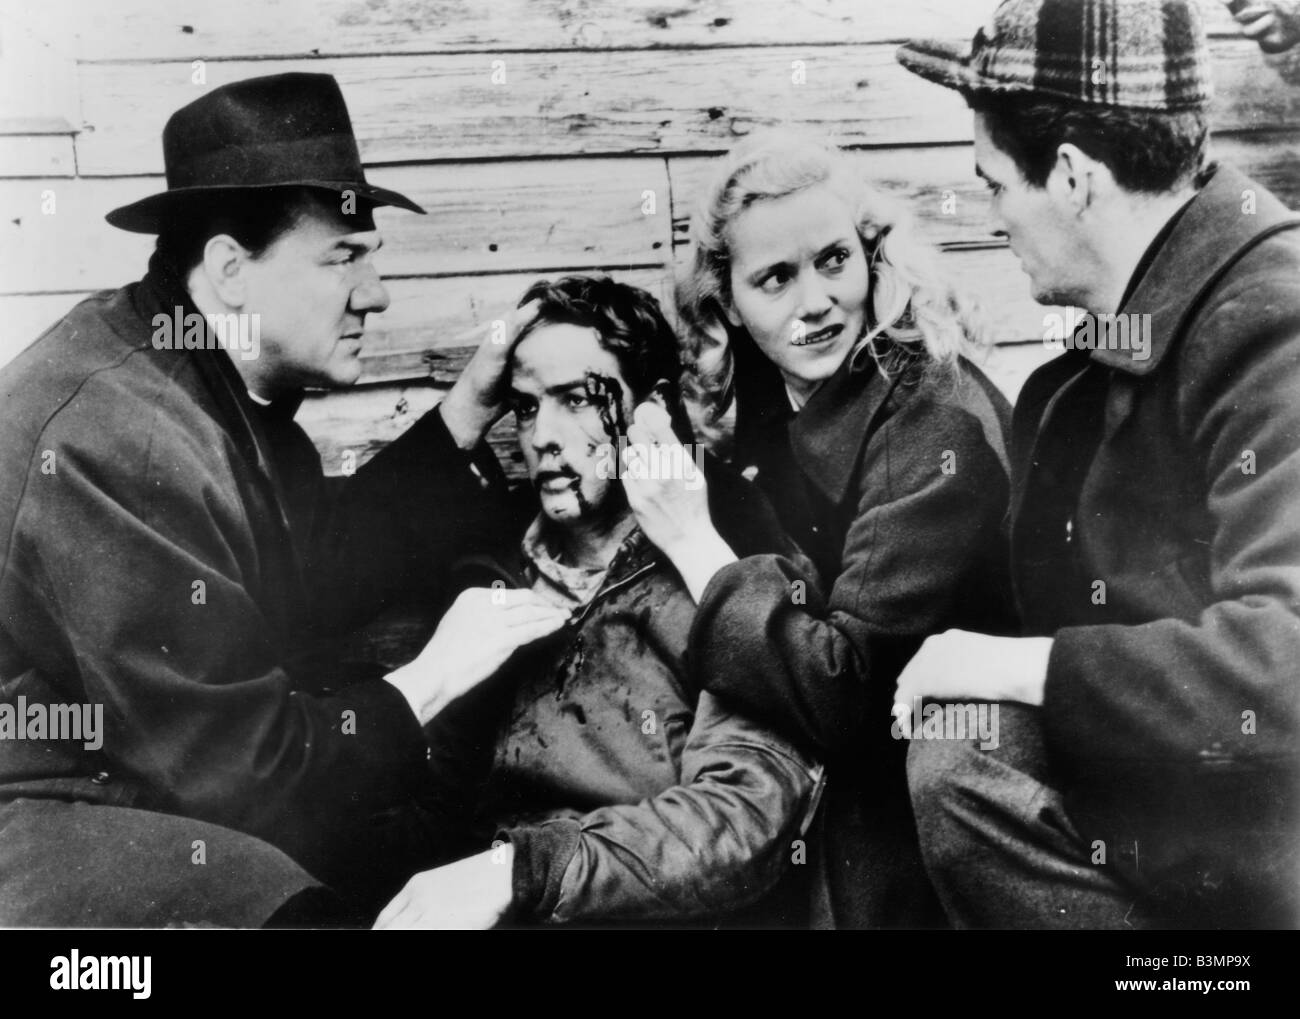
<box><xmin>439</xmin><ymin>299</ymin><xmax>542</xmax><ymax>450</ymax></box>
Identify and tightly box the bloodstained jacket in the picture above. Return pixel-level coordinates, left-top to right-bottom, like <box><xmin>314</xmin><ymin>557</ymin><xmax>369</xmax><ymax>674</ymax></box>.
<box><xmin>423</xmin><ymin>467</ymin><xmax>823</xmax><ymax>925</ymax></box>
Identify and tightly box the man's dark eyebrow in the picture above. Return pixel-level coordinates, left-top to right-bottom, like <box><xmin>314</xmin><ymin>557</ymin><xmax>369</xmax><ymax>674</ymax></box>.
<box><xmin>332</xmin><ymin>237</ymin><xmax>383</xmax><ymax>253</ymax></box>
<box><xmin>506</xmin><ymin>380</ymin><xmax>587</xmax><ymax>399</ymax></box>
<box><xmin>975</xmin><ymin>164</ymin><xmax>992</xmax><ymax>183</ymax></box>
<box><xmin>544</xmin><ymin>380</ymin><xmax>589</xmax><ymax>397</ymax></box>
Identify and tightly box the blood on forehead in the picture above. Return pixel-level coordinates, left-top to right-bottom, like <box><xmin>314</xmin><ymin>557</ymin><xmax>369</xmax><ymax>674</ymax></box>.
<box><xmin>583</xmin><ymin>370</ymin><xmax>628</xmax><ymax>443</ymax></box>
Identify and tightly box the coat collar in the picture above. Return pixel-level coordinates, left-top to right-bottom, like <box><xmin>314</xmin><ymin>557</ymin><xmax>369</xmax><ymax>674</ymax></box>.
<box><xmin>1091</xmin><ymin>162</ymin><xmax>1300</xmax><ymax>376</ymax></box>
<box><xmin>133</xmin><ymin>261</ymin><xmax>306</xmax><ymax>522</ymax></box>
<box><xmin>789</xmin><ymin>346</ymin><xmax>903</xmax><ymax>506</ymax></box>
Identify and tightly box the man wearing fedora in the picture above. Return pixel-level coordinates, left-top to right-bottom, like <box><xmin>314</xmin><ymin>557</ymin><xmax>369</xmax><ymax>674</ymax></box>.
<box><xmin>0</xmin><ymin>73</ymin><xmax>568</xmax><ymax>926</ymax></box>
<box><xmin>894</xmin><ymin>0</ymin><xmax>1300</xmax><ymax>927</ymax></box>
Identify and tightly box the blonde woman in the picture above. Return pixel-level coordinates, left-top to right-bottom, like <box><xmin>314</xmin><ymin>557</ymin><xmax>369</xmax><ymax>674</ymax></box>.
<box><xmin>622</xmin><ymin>129</ymin><xmax>1018</xmax><ymax>927</ymax></box>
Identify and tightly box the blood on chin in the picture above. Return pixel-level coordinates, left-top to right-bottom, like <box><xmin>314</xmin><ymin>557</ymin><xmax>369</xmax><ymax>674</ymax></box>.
<box><xmin>539</xmin><ymin>484</ymin><xmax>589</xmax><ymax>520</ymax></box>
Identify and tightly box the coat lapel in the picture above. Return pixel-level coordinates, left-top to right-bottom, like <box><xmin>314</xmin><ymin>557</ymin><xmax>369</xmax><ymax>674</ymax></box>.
<box><xmin>1021</xmin><ymin>163</ymin><xmax>1300</xmax><ymax>473</ymax></box>
<box><xmin>1010</xmin><ymin>163</ymin><xmax>1300</xmax><ymax>626</ymax></box>
<box><xmin>1092</xmin><ymin>162</ymin><xmax>1300</xmax><ymax>379</ymax></box>
<box><xmin>790</xmin><ymin>349</ymin><xmax>900</xmax><ymax>507</ymax></box>
<box><xmin>136</xmin><ymin>269</ymin><xmax>309</xmax><ymax>585</ymax></box>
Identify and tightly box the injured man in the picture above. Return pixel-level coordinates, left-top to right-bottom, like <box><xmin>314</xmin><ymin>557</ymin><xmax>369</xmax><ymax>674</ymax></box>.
<box><xmin>375</xmin><ymin>275</ymin><xmax>823</xmax><ymax>928</ymax></box>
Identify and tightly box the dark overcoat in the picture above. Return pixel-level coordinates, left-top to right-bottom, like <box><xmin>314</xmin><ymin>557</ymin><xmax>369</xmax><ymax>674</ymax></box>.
<box><xmin>0</xmin><ymin>263</ymin><xmax>511</xmax><ymax>925</ymax></box>
<box><xmin>1010</xmin><ymin>164</ymin><xmax>1300</xmax><ymax>925</ymax></box>
<box><xmin>690</xmin><ymin>339</ymin><xmax>1018</xmax><ymax>928</ymax></box>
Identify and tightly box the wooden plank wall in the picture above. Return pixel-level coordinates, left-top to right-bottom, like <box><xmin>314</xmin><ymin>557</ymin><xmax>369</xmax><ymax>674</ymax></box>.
<box><xmin>2</xmin><ymin>0</ymin><xmax>1298</xmax><ymax>476</ymax></box>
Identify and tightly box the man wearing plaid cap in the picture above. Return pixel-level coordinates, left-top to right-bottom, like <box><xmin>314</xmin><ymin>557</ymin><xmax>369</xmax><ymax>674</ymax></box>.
<box><xmin>895</xmin><ymin>0</ymin><xmax>1300</xmax><ymax>928</ymax></box>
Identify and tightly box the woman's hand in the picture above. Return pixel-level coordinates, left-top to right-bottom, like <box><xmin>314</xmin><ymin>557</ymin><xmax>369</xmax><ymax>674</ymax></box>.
<box><xmin>373</xmin><ymin>846</ymin><xmax>515</xmax><ymax>929</ymax></box>
<box><xmin>385</xmin><ymin>587</ymin><xmax>568</xmax><ymax>725</ymax></box>
<box><xmin>439</xmin><ymin>299</ymin><xmax>541</xmax><ymax>449</ymax></box>
<box><xmin>623</xmin><ymin>402</ymin><xmax>737</xmax><ymax>601</ymax></box>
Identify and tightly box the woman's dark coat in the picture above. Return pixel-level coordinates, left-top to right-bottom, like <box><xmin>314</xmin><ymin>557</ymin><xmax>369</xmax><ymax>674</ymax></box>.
<box><xmin>691</xmin><ymin>337</ymin><xmax>1017</xmax><ymax>928</ymax></box>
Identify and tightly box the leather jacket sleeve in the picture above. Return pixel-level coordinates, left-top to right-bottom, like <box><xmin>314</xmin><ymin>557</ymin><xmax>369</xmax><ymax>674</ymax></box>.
<box><xmin>501</xmin><ymin>691</ymin><xmax>822</xmax><ymax>923</ymax></box>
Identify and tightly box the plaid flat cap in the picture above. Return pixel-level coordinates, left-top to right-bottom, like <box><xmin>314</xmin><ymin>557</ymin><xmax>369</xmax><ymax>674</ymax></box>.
<box><xmin>897</xmin><ymin>0</ymin><xmax>1213</xmax><ymax>111</ymax></box>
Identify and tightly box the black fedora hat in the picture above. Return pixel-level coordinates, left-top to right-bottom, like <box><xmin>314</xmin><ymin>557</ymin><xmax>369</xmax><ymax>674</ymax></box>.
<box><xmin>106</xmin><ymin>72</ymin><xmax>425</xmax><ymax>233</ymax></box>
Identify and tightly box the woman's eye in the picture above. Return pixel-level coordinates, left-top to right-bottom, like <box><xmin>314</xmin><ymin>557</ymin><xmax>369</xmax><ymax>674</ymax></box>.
<box><xmin>563</xmin><ymin>392</ymin><xmax>592</xmax><ymax>410</ymax></box>
<box><xmin>758</xmin><ymin>272</ymin><xmax>789</xmax><ymax>294</ymax></box>
<box><xmin>821</xmin><ymin>248</ymin><xmax>849</xmax><ymax>270</ymax></box>
<box><xmin>986</xmin><ymin>181</ymin><xmax>1004</xmax><ymax>196</ymax></box>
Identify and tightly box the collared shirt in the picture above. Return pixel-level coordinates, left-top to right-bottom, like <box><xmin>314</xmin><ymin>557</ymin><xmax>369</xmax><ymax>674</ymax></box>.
<box><xmin>1116</xmin><ymin>189</ymin><xmax>1197</xmax><ymax>313</ymax></box>
<box><xmin>519</xmin><ymin>514</ymin><xmax>641</xmax><ymax>610</ymax></box>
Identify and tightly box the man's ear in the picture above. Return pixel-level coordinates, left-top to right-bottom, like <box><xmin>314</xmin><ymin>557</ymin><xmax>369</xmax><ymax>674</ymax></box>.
<box><xmin>201</xmin><ymin>234</ymin><xmax>251</xmax><ymax>307</ymax></box>
<box><xmin>1051</xmin><ymin>143</ymin><xmax>1104</xmax><ymax>215</ymax></box>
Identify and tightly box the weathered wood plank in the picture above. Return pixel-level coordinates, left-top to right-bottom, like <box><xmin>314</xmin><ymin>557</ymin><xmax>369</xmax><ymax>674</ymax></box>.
<box><xmin>0</xmin><ymin>4</ymin><xmax>81</xmax><ymax>135</ymax></box>
<box><xmin>0</xmin><ymin>178</ymin><xmax>157</xmax><ymax>295</ymax></box>
<box><xmin>11</xmin><ymin>130</ymin><xmax>1295</xmax><ymax>296</ymax></box>
<box><xmin>0</xmin><ymin>159</ymin><xmax>670</xmax><ymax>293</ymax></box>
<box><xmin>9</xmin><ymin>147</ymin><xmax>1293</xmax><ymax>371</ymax></box>
<box><xmin>0</xmin><ymin>292</ymin><xmax>88</xmax><ymax>370</ymax></box>
<box><xmin>75</xmin><ymin>40</ymin><xmax>1300</xmax><ymax>175</ymax></box>
<box><xmin>671</xmin><ymin>132</ymin><xmax>1300</xmax><ymax>251</ymax></box>
<box><xmin>66</xmin><ymin>0</ymin><xmax>1249</xmax><ymax>62</ymax></box>
<box><xmin>0</xmin><ymin>118</ymin><xmax>75</xmax><ymax>135</ymax></box>
<box><xmin>66</xmin><ymin>0</ymin><xmax>982</xmax><ymax>62</ymax></box>
<box><xmin>370</xmin><ymin>159</ymin><xmax>671</xmax><ymax>277</ymax></box>
<box><xmin>297</xmin><ymin>381</ymin><xmax>456</xmax><ymax>476</ymax></box>
<box><xmin>0</xmin><ymin>133</ymin><xmax>76</xmax><ymax>177</ymax></box>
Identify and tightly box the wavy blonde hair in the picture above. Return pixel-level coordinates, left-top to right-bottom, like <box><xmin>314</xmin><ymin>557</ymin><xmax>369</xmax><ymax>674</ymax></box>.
<box><xmin>677</xmin><ymin>128</ymin><xmax>989</xmax><ymax>440</ymax></box>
